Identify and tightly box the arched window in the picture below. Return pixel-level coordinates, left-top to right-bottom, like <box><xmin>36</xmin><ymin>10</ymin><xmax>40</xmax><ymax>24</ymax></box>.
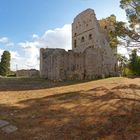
<box><xmin>114</xmin><ymin>63</ymin><xmax>117</xmax><ymax>72</ymax></box>
<box><xmin>74</xmin><ymin>33</ymin><xmax>77</xmax><ymax>36</ymax></box>
<box><xmin>89</xmin><ymin>34</ymin><xmax>92</xmax><ymax>40</ymax></box>
<box><xmin>74</xmin><ymin>40</ymin><xmax>77</xmax><ymax>48</ymax></box>
<box><xmin>104</xmin><ymin>26</ymin><xmax>107</xmax><ymax>29</ymax></box>
<box><xmin>81</xmin><ymin>36</ymin><xmax>85</xmax><ymax>42</ymax></box>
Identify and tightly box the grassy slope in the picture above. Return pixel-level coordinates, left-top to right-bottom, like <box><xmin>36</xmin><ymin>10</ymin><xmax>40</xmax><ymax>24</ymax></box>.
<box><xmin>0</xmin><ymin>77</ymin><xmax>140</xmax><ymax>140</ymax></box>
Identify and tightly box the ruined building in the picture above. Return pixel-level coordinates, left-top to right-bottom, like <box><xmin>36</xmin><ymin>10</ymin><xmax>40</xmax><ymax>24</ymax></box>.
<box><xmin>40</xmin><ymin>9</ymin><xmax>118</xmax><ymax>80</ymax></box>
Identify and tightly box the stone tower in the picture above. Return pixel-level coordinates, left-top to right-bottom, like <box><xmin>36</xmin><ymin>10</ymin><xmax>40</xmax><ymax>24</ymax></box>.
<box><xmin>72</xmin><ymin>9</ymin><xmax>108</xmax><ymax>53</ymax></box>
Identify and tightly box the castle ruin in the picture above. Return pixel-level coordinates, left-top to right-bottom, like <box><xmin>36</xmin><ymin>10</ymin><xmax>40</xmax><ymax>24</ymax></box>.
<box><xmin>40</xmin><ymin>9</ymin><xmax>118</xmax><ymax>80</ymax></box>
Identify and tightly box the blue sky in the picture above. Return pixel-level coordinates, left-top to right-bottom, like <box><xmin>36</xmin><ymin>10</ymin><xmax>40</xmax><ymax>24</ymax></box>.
<box><xmin>0</xmin><ymin>0</ymin><xmax>127</xmax><ymax>70</ymax></box>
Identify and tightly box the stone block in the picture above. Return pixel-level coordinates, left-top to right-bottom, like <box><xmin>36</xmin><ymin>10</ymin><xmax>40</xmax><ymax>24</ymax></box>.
<box><xmin>0</xmin><ymin>120</ymin><xmax>9</xmax><ymax>128</ymax></box>
<box><xmin>1</xmin><ymin>125</ymin><xmax>18</xmax><ymax>134</ymax></box>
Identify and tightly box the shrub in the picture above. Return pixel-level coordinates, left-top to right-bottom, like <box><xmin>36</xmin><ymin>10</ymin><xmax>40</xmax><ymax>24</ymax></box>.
<box><xmin>122</xmin><ymin>67</ymin><xmax>135</xmax><ymax>77</ymax></box>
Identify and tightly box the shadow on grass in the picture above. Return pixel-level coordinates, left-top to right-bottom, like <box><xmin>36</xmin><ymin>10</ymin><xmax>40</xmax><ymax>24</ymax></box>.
<box><xmin>0</xmin><ymin>83</ymin><xmax>140</xmax><ymax>139</ymax></box>
<box><xmin>0</xmin><ymin>77</ymin><xmax>94</xmax><ymax>91</ymax></box>
<box><xmin>0</xmin><ymin>77</ymin><xmax>121</xmax><ymax>91</ymax></box>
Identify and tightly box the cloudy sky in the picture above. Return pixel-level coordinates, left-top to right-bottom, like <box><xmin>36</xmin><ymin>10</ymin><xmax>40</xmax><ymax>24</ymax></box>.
<box><xmin>0</xmin><ymin>0</ymin><xmax>127</xmax><ymax>70</ymax></box>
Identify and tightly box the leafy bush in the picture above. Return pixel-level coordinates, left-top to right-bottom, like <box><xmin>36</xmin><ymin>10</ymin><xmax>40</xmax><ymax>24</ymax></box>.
<box><xmin>122</xmin><ymin>68</ymin><xmax>135</xmax><ymax>77</ymax></box>
<box><xmin>7</xmin><ymin>73</ymin><xmax>16</xmax><ymax>77</ymax></box>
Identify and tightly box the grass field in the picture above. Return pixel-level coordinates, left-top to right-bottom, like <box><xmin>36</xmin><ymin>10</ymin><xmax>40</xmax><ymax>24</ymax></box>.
<box><xmin>0</xmin><ymin>77</ymin><xmax>140</xmax><ymax>140</ymax></box>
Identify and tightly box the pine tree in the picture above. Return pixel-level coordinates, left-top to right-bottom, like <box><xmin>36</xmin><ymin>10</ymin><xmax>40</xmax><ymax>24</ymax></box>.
<box><xmin>0</xmin><ymin>51</ymin><xmax>11</xmax><ymax>76</ymax></box>
<box><xmin>114</xmin><ymin>0</ymin><xmax>140</xmax><ymax>49</ymax></box>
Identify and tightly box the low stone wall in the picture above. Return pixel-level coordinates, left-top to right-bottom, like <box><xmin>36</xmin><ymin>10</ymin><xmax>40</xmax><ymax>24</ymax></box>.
<box><xmin>16</xmin><ymin>69</ymin><xmax>39</xmax><ymax>78</ymax></box>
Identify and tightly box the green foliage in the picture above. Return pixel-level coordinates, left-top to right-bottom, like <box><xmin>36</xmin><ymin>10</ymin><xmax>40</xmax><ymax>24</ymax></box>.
<box><xmin>117</xmin><ymin>54</ymin><xmax>128</xmax><ymax>75</ymax></box>
<box><xmin>128</xmin><ymin>49</ymin><xmax>140</xmax><ymax>75</ymax></box>
<box><xmin>114</xmin><ymin>21</ymin><xmax>140</xmax><ymax>43</ymax></box>
<box><xmin>7</xmin><ymin>71</ymin><xmax>16</xmax><ymax>77</ymax></box>
<box><xmin>0</xmin><ymin>51</ymin><xmax>11</xmax><ymax>76</ymax></box>
<box><xmin>117</xmin><ymin>54</ymin><xmax>128</xmax><ymax>64</ymax></box>
<box><xmin>100</xmin><ymin>14</ymin><xmax>119</xmax><ymax>49</ymax></box>
<box><xmin>120</xmin><ymin>0</ymin><xmax>140</xmax><ymax>24</ymax></box>
<box><xmin>114</xmin><ymin>0</ymin><xmax>140</xmax><ymax>46</ymax></box>
<box><xmin>122</xmin><ymin>67</ymin><xmax>134</xmax><ymax>77</ymax></box>
<box><xmin>115</xmin><ymin>22</ymin><xmax>126</xmax><ymax>38</ymax></box>
<box><xmin>109</xmin><ymin>30</ymin><xmax>119</xmax><ymax>49</ymax></box>
<box><xmin>121</xmin><ymin>49</ymin><xmax>140</xmax><ymax>77</ymax></box>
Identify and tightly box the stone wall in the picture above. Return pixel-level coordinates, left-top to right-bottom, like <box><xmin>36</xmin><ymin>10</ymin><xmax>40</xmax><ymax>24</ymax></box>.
<box><xmin>40</xmin><ymin>48</ymin><xmax>68</xmax><ymax>80</ymax></box>
<box><xmin>40</xmin><ymin>47</ymin><xmax>117</xmax><ymax>80</ymax></box>
<box><xmin>16</xmin><ymin>69</ymin><xmax>39</xmax><ymax>78</ymax></box>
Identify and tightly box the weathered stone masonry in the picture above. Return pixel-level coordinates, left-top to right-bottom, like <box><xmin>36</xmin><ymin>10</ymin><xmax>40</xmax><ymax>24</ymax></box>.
<box><xmin>40</xmin><ymin>9</ymin><xmax>118</xmax><ymax>80</ymax></box>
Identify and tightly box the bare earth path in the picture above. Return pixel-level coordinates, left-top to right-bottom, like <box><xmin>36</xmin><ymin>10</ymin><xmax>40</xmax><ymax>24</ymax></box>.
<box><xmin>0</xmin><ymin>77</ymin><xmax>140</xmax><ymax>140</ymax></box>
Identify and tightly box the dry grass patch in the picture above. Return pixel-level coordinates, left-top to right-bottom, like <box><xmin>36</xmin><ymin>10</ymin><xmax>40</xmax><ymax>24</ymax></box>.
<box><xmin>0</xmin><ymin>77</ymin><xmax>140</xmax><ymax>140</ymax></box>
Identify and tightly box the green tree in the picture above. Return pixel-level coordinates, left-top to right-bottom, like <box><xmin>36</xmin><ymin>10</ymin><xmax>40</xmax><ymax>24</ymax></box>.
<box><xmin>0</xmin><ymin>51</ymin><xmax>11</xmax><ymax>76</ymax></box>
<box><xmin>120</xmin><ymin>0</ymin><xmax>140</xmax><ymax>25</ymax></box>
<box><xmin>114</xmin><ymin>0</ymin><xmax>140</xmax><ymax>49</ymax></box>
<box><xmin>117</xmin><ymin>53</ymin><xmax>128</xmax><ymax>75</ymax></box>
<box><xmin>128</xmin><ymin>49</ymin><xmax>140</xmax><ymax>75</ymax></box>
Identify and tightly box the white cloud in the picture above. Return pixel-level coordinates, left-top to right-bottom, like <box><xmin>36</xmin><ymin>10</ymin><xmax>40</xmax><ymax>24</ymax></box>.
<box><xmin>32</xmin><ymin>34</ymin><xmax>39</xmax><ymax>39</ymax></box>
<box><xmin>40</xmin><ymin>24</ymin><xmax>71</xmax><ymax>50</ymax></box>
<box><xmin>0</xmin><ymin>37</ymin><xmax>14</xmax><ymax>47</ymax></box>
<box><xmin>0</xmin><ymin>24</ymin><xmax>72</xmax><ymax>70</ymax></box>
<box><xmin>18</xmin><ymin>41</ymin><xmax>40</xmax><ymax>49</ymax></box>
<box><xmin>10</xmin><ymin>51</ymin><xmax>19</xmax><ymax>59</ymax></box>
<box><xmin>118</xmin><ymin>46</ymin><xmax>129</xmax><ymax>58</ymax></box>
<box><xmin>0</xmin><ymin>49</ymin><xmax>4</xmax><ymax>57</ymax></box>
<box><xmin>0</xmin><ymin>37</ymin><xmax>9</xmax><ymax>44</ymax></box>
<box><xmin>6</xmin><ymin>42</ymin><xmax>14</xmax><ymax>47</ymax></box>
<box><xmin>15</xmin><ymin>24</ymin><xmax>72</xmax><ymax>70</ymax></box>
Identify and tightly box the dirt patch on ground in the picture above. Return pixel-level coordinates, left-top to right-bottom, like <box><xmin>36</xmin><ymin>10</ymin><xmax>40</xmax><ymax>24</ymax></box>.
<box><xmin>0</xmin><ymin>77</ymin><xmax>140</xmax><ymax>140</ymax></box>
